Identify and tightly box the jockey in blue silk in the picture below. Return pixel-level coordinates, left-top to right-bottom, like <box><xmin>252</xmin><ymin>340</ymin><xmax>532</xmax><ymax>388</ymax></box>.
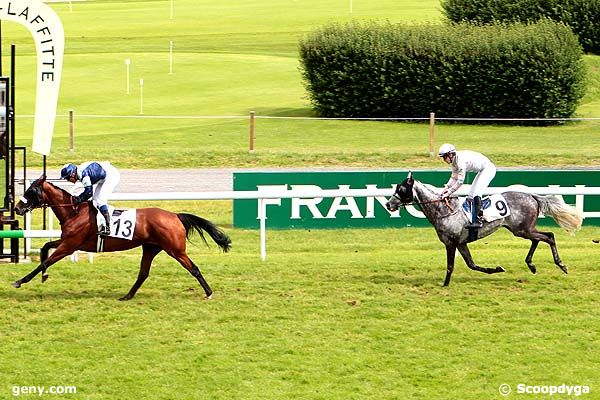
<box><xmin>60</xmin><ymin>161</ymin><xmax>121</xmax><ymax>236</ymax></box>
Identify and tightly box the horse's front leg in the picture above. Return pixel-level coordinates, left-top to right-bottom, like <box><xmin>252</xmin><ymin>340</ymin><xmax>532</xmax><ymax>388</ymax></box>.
<box><xmin>40</xmin><ymin>239</ymin><xmax>62</xmax><ymax>283</ymax></box>
<box><xmin>12</xmin><ymin>242</ymin><xmax>74</xmax><ymax>288</ymax></box>
<box><xmin>12</xmin><ymin>264</ymin><xmax>46</xmax><ymax>288</ymax></box>
<box><xmin>443</xmin><ymin>243</ymin><xmax>457</xmax><ymax>286</ymax></box>
<box><xmin>457</xmin><ymin>243</ymin><xmax>506</xmax><ymax>275</ymax></box>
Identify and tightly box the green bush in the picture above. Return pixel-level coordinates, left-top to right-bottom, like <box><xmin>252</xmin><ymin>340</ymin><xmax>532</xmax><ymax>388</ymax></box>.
<box><xmin>298</xmin><ymin>20</ymin><xmax>586</xmax><ymax>120</ymax></box>
<box><xmin>441</xmin><ymin>0</ymin><xmax>600</xmax><ymax>54</ymax></box>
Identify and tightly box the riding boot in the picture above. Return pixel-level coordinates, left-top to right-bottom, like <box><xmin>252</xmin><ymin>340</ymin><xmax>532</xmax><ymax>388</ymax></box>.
<box><xmin>465</xmin><ymin>196</ymin><xmax>483</xmax><ymax>228</ymax></box>
<box><xmin>99</xmin><ymin>206</ymin><xmax>111</xmax><ymax>236</ymax></box>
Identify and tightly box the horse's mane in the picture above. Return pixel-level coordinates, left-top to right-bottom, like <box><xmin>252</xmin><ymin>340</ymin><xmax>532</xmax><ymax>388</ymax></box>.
<box><xmin>413</xmin><ymin>180</ymin><xmax>461</xmax><ymax>208</ymax></box>
<box><xmin>418</xmin><ymin>182</ymin><xmax>442</xmax><ymax>195</ymax></box>
<box><xmin>42</xmin><ymin>179</ymin><xmax>75</xmax><ymax>199</ymax></box>
<box><xmin>414</xmin><ymin>181</ymin><xmax>442</xmax><ymax>200</ymax></box>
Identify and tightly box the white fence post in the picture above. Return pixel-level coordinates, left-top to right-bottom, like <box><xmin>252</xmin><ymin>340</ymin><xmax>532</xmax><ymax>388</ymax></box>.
<box><xmin>259</xmin><ymin>198</ymin><xmax>267</xmax><ymax>261</ymax></box>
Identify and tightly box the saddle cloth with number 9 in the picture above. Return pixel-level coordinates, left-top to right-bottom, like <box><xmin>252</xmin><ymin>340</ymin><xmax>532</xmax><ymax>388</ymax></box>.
<box><xmin>95</xmin><ymin>207</ymin><xmax>137</xmax><ymax>240</ymax></box>
<box><xmin>460</xmin><ymin>194</ymin><xmax>511</xmax><ymax>223</ymax></box>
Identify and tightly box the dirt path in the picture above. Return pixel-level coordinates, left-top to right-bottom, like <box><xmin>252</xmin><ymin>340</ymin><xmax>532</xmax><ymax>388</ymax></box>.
<box><xmin>18</xmin><ymin>167</ymin><xmax>373</xmax><ymax>193</ymax></box>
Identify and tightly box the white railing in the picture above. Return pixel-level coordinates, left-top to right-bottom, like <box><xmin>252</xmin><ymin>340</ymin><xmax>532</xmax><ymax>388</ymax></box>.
<box><xmin>27</xmin><ymin>185</ymin><xmax>600</xmax><ymax>261</ymax></box>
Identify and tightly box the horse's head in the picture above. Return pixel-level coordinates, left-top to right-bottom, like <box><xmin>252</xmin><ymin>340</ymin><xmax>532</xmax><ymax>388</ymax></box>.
<box><xmin>386</xmin><ymin>172</ymin><xmax>414</xmax><ymax>212</ymax></box>
<box><xmin>15</xmin><ymin>176</ymin><xmax>47</xmax><ymax>215</ymax></box>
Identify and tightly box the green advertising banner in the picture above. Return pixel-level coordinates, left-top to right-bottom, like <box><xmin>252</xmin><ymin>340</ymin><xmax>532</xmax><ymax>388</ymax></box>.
<box><xmin>233</xmin><ymin>170</ymin><xmax>600</xmax><ymax>229</ymax></box>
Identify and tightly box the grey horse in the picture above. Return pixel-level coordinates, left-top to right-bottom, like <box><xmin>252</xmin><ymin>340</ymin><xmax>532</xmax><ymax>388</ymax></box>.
<box><xmin>385</xmin><ymin>172</ymin><xmax>584</xmax><ymax>286</ymax></box>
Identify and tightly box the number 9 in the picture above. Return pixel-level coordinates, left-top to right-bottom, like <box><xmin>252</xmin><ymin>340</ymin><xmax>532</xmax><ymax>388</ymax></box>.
<box><xmin>495</xmin><ymin>200</ymin><xmax>508</xmax><ymax>216</ymax></box>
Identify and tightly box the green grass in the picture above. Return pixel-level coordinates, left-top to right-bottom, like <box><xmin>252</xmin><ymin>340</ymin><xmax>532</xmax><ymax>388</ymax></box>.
<box><xmin>1</xmin><ymin>1</ymin><xmax>600</xmax><ymax>399</ymax></box>
<box><xmin>0</xmin><ymin>0</ymin><xmax>598</xmax><ymax>168</ymax></box>
<box><xmin>5</xmin><ymin>201</ymin><xmax>600</xmax><ymax>399</ymax></box>
<box><xmin>2</xmin><ymin>216</ymin><xmax>599</xmax><ymax>399</ymax></box>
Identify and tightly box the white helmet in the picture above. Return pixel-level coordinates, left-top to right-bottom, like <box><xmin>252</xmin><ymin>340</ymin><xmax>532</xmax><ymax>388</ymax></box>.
<box><xmin>438</xmin><ymin>143</ymin><xmax>456</xmax><ymax>157</ymax></box>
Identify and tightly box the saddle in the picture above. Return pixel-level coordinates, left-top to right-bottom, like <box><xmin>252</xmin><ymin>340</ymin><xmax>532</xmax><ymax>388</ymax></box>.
<box><xmin>94</xmin><ymin>207</ymin><xmax>137</xmax><ymax>240</ymax></box>
<box><xmin>459</xmin><ymin>194</ymin><xmax>511</xmax><ymax>223</ymax></box>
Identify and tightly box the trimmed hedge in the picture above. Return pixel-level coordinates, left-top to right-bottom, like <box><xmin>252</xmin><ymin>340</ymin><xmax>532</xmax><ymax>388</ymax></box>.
<box><xmin>441</xmin><ymin>0</ymin><xmax>600</xmax><ymax>54</ymax></box>
<box><xmin>298</xmin><ymin>21</ymin><xmax>586</xmax><ymax>119</ymax></box>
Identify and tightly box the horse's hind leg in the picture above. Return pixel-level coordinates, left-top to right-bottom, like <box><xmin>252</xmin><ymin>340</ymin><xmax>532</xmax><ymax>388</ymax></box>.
<box><xmin>189</xmin><ymin>260</ymin><xmax>212</xmax><ymax>299</ymax></box>
<box><xmin>120</xmin><ymin>244</ymin><xmax>161</xmax><ymax>301</ymax></box>
<box><xmin>167</xmin><ymin>251</ymin><xmax>213</xmax><ymax>299</ymax></box>
<box><xmin>516</xmin><ymin>230</ymin><xmax>567</xmax><ymax>274</ymax></box>
<box><xmin>539</xmin><ymin>231</ymin><xmax>567</xmax><ymax>274</ymax></box>
<box><xmin>525</xmin><ymin>240</ymin><xmax>539</xmax><ymax>274</ymax></box>
<box><xmin>457</xmin><ymin>243</ymin><xmax>506</xmax><ymax>275</ymax></box>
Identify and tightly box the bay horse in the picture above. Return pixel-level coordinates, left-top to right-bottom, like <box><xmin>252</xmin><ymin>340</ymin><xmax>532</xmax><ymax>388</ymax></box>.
<box><xmin>385</xmin><ymin>172</ymin><xmax>583</xmax><ymax>286</ymax></box>
<box><xmin>13</xmin><ymin>176</ymin><xmax>231</xmax><ymax>300</ymax></box>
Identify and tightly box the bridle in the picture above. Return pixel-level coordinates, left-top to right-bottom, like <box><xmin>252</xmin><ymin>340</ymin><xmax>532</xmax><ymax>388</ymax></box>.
<box><xmin>19</xmin><ymin>194</ymin><xmax>79</xmax><ymax>214</ymax></box>
<box><xmin>390</xmin><ymin>189</ymin><xmax>458</xmax><ymax>218</ymax></box>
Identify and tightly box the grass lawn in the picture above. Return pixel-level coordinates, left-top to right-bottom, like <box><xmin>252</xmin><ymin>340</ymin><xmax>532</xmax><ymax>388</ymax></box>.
<box><xmin>0</xmin><ymin>1</ymin><xmax>599</xmax><ymax>399</ymax></box>
<box><xmin>1</xmin><ymin>218</ymin><xmax>599</xmax><ymax>399</ymax></box>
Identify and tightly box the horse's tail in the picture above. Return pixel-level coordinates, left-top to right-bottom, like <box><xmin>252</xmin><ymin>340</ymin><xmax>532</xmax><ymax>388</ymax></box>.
<box><xmin>177</xmin><ymin>213</ymin><xmax>232</xmax><ymax>252</ymax></box>
<box><xmin>533</xmin><ymin>194</ymin><xmax>584</xmax><ymax>234</ymax></box>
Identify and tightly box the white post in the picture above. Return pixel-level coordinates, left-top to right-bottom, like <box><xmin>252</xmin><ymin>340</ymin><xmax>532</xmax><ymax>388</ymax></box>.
<box><xmin>350</xmin><ymin>0</ymin><xmax>353</xmax><ymax>13</ymax></box>
<box><xmin>25</xmin><ymin>211</ymin><xmax>31</xmax><ymax>255</ymax></box>
<box><xmin>429</xmin><ymin>112</ymin><xmax>435</xmax><ymax>158</ymax></box>
<box><xmin>259</xmin><ymin>198</ymin><xmax>267</xmax><ymax>261</ymax></box>
<box><xmin>69</xmin><ymin>109</ymin><xmax>74</xmax><ymax>153</ymax></box>
<box><xmin>576</xmin><ymin>185</ymin><xmax>585</xmax><ymax>212</ymax></box>
<box><xmin>139</xmin><ymin>78</ymin><xmax>144</xmax><ymax>114</ymax></box>
<box><xmin>48</xmin><ymin>208</ymin><xmax>54</xmax><ymax>241</ymax></box>
<box><xmin>125</xmin><ymin>59</ymin><xmax>131</xmax><ymax>94</ymax></box>
<box><xmin>169</xmin><ymin>41</ymin><xmax>173</xmax><ymax>75</ymax></box>
<box><xmin>170</xmin><ymin>0</ymin><xmax>174</xmax><ymax>19</ymax></box>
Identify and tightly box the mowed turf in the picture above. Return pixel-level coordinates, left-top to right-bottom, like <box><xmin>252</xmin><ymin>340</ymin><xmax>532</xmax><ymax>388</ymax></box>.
<box><xmin>1</xmin><ymin>1</ymin><xmax>599</xmax><ymax>399</ymax></box>
<box><xmin>1</xmin><ymin>217</ymin><xmax>599</xmax><ymax>399</ymax></box>
<box><xmin>2</xmin><ymin>201</ymin><xmax>600</xmax><ymax>399</ymax></box>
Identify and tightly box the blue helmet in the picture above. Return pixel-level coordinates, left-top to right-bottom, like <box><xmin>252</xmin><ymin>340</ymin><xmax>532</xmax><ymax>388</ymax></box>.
<box><xmin>60</xmin><ymin>163</ymin><xmax>77</xmax><ymax>179</ymax></box>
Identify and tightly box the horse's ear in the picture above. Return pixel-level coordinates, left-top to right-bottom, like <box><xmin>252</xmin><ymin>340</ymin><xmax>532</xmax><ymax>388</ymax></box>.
<box><xmin>407</xmin><ymin>170</ymin><xmax>414</xmax><ymax>184</ymax></box>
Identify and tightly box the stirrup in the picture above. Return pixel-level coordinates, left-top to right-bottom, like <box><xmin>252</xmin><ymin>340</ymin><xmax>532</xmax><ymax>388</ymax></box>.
<box><xmin>465</xmin><ymin>220</ymin><xmax>483</xmax><ymax>229</ymax></box>
<box><xmin>98</xmin><ymin>225</ymin><xmax>110</xmax><ymax>237</ymax></box>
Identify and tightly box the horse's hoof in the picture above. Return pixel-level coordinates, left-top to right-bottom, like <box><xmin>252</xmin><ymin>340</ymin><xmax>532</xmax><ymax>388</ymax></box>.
<box><xmin>527</xmin><ymin>264</ymin><xmax>537</xmax><ymax>274</ymax></box>
<box><xmin>559</xmin><ymin>265</ymin><xmax>568</xmax><ymax>274</ymax></box>
<box><xmin>496</xmin><ymin>266</ymin><xmax>506</xmax><ymax>273</ymax></box>
<box><xmin>41</xmin><ymin>274</ymin><xmax>49</xmax><ymax>283</ymax></box>
<box><xmin>118</xmin><ymin>295</ymin><xmax>132</xmax><ymax>301</ymax></box>
<box><xmin>204</xmin><ymin>294</ymin><xmax>213</xmax><ymax>300</ymax></box>
<box><xmin>12</xmin><ymin>281</ymin><xmax>21</xmax><ymax>288</ymax></box>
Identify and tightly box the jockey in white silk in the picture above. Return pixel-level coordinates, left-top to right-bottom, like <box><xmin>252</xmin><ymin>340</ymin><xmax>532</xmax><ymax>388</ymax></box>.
<box><xmin>438</xmin><ymin>143</ymin><xmax>496</xmax><ymax>228</ymax></box>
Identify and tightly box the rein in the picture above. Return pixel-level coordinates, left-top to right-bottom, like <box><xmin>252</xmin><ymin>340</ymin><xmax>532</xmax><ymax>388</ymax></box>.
<box><xmin>395</xmin><ymin>194</ymin><xmax>458</xmax><ymax>218</ymax></box>
<box><xmin>409</xmin><ymin>198</ymin><xmax>452</xmax><ymax>207</ymax></box>
<box><xmin>38</xmin><ymin>197</ymin><xmax>80</xmax><ymax>213</ymax></box>
<box><xmin>392</xmin><ymin>192</ymin><xmax>454</xmax><ymax>208</ymax></box>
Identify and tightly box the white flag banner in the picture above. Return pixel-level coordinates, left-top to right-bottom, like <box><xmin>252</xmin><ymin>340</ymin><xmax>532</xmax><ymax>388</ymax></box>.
<box><xmin>0</xmin><ymin>0</ymin><xmax>64</xmax><ymax>156</ymax></box>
